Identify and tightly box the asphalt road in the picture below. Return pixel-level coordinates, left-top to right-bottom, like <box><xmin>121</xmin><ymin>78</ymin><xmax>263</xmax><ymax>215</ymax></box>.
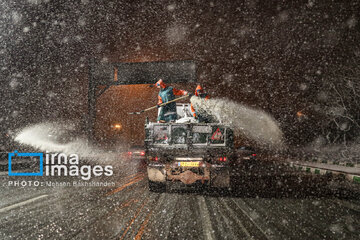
<box><xmin>1</xmin><ymin>158</ymin><xmax>360</xmax><ymax>240</ymax></box>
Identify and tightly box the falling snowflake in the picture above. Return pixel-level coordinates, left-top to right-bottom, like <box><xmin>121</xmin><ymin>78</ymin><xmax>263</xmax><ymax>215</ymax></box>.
<box><xmin>167</xmin><ymin>4</ymin><xmax>176</xmax><ymax>12</ymax></box>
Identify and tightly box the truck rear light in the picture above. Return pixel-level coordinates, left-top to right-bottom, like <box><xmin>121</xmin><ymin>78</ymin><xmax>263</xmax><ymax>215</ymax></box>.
<box><xmin>140</xmin><ymin>151</ymin><xmax>145</xmax><ymax>156</ymax></box>
<box><xmin>148</xmin><ymin>156</ymin><xmax>159</xmax><ymax>161</ymax></box>
<box><xmin>252</xmin><ymin>154</ymin><xmax>256</xmax><ymax>157</ymax></box>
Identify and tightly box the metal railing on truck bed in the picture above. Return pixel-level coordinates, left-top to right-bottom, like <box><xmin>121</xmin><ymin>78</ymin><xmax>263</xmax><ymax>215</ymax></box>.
<box><xmin>145</xmin><ymin>123</ymin><xmax>234</xmax><ymax>150</ymax></box>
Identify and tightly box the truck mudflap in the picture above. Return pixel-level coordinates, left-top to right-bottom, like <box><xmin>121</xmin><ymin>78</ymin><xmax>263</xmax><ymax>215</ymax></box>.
<box><xmin>147</xmin><ymin>162</ymin><xmax>230</xmax><ymax>187</ymax></box>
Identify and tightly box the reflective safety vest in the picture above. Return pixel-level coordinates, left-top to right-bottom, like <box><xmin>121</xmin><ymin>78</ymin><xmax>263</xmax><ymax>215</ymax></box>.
<box><xmin>191</xmin><ymin>93</ymin><xmax>210</xmax><ymax>118</ymax></box>
<box><xmin>157</xmin><ymin>87</ymin><xmax>177</xmax><ymax>121</ymax></box>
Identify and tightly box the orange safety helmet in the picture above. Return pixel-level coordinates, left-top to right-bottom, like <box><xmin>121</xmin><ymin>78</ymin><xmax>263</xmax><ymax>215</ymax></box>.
<box><xmin>155</xmin><ymin>79</ymin><xmax>167</xmax><ymax>89</ymax></box>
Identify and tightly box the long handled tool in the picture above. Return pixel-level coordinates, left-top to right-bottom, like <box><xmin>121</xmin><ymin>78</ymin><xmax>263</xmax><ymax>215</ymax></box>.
<box><xmin>128</xmin><ymin>94</ymin><xmax>191</xmax><ymax>115</ymax></box>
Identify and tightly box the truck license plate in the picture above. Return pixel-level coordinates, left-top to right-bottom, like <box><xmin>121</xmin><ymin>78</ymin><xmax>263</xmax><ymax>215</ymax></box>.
<box><xmin>179</xmin><ymin>162</ymin><xmax>200</xmax><ymax>167</ymax></box>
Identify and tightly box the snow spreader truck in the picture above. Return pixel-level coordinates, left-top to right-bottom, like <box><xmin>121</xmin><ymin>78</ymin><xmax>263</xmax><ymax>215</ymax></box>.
<box><xmin>143</xmin><ymin>102</ymin><xmax>235</xmax><ymax>192</ymax></box>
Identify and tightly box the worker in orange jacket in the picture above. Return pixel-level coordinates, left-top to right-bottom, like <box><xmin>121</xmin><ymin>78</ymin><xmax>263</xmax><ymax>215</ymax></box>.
<box><xmin>191</xmin><ymin>84</ymin><xmax>211</xmax><ymax>122</ymax></box>
<box><xmin>155</xmin><ymin>79</ymin><xmax>189</xmax><ymax>122</ymax></box>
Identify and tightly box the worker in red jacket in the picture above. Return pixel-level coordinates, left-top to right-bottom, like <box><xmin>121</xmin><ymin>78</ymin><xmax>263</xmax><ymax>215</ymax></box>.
<box><xmin>191</xmin><ymin>84</ymin><xmax>211</xmax><ymax>122</ymax></box>
<box><xmin>155</xmin><ymin>79</ymin><xmax>189</xmax><ymax>122</ymax></box>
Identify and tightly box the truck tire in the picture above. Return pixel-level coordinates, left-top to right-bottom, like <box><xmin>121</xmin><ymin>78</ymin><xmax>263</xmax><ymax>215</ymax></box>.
<box><xmin>148</xmin><ymin>180</ymin><xmax>166</xmax><ymax>193</ymax></box>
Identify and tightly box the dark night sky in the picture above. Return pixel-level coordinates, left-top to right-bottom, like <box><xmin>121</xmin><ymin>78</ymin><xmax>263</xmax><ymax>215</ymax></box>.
<box><xmin>1</xmin><ymin>0</ymin><xmax>359</xmax><ymax>147</ymax></box>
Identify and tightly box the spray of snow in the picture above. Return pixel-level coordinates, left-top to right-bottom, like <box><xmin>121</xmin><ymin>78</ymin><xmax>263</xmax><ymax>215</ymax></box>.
<box><xmin>14</xmin><ymin>122</ymin><xmax>125</xmax><ymax>164</ymax></box>
<box><xmin>191</xmin><ymin>97</ymin><xmax>284</xmax><ymax>148</ymax></box>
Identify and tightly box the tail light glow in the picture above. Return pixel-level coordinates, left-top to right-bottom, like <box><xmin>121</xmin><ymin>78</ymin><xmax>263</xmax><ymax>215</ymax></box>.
<box><xmin>140</xmin><ymin>151</ymin><xmax>145</xmax><ymax>156</ymax></box>
<box><xmin>218</xmin><ymin>157</ymin><xmax>227</xmax><ymax>162</ymax></box>
<box><xmin>128</xmin><ymin>152</ymin><xmax>132</xmax><ymax>155</ymax></box>
<box><xmin>252</xmin><ymin>153</ymin><xmax>256</xmax><ymax>157</ymax></box>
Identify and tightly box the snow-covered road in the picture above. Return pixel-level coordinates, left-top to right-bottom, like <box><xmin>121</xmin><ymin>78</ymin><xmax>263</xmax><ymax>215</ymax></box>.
<box><xmin>1</xmin><ymin>157</ymin><xmax>359</xmax><ymax>240</ymax></box>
